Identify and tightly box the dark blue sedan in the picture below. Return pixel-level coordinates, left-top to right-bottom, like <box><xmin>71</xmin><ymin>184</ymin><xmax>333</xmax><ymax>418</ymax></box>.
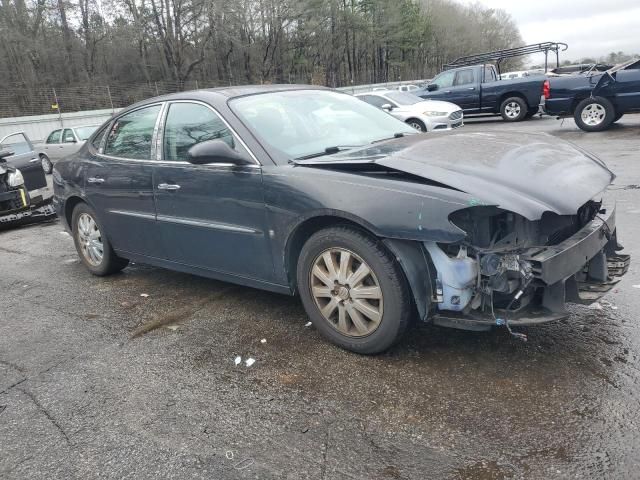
<box><xmin>53</xmin><ymin>86</ymin><xmax>629</xmax><ymax>353</ymax></box>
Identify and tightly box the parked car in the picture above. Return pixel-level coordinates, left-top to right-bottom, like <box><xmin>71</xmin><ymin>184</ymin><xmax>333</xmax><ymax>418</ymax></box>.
<box><xmin>54</xmin><ymin>86</ymin><xmax>629</xmax><ymax>354</ymax></box>
<box><xmin>0</xmin><ymin>143</ymin><xmax>55</xmax><ymax>226</ymax></box>
<box><xmin>544</xmin><ymin>59</ymin><xmax>640</xmax><ymax>131</ymax></box>
<box><xmin>397</xmin><ymin>84</ymin><xmax>420</xmax><ymax>92</ymax></box>
<box><xmin>0</xmin><ymin>132</ymin><xmax>48</xmax><ymax>192</ymax></box>
<box><xmin>38</xmin><ymin>125</ymin><xmax>99</xmax><ymax>173</ymax></box>
<box><xmin>355</xmin><ymin>90</ymin><xmax>463</xmax><ymax>132</ymax></box>
<box><xmin>415</xmin><ymin>64</ymin><xmax>545</xmax><ymax>121</ymax></box>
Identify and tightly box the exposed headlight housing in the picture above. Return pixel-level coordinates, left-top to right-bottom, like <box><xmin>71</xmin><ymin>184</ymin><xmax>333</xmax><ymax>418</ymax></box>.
<box><xmin>8</xmin><ymin>169</ymin><xmax>24</xmax><ymax>187</ymax></box>
<box><xmin>423</xmin><ymin>111</ymin><xmax>448</xmax><ymax>116</ymax></box>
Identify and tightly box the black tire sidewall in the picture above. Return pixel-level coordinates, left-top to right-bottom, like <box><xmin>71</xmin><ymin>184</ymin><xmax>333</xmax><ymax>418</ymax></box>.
<box><xmin>71</xmin><ymin>202</ymin><xmax>126</xmax><ymax>276</ymax></box>
<box><xmin>574</xmin><ymin>97</ymin><xmax>615</xmax><ymax>132</ymax></box>
<box><xmin>406</xmin><ymin>119</ymin><xmax>426</xmax><ymax>132</ymax></box>
<box><xmin>500</xmin><ymin>96</ymin><xmax>528</xmax><ymax>122</ymax></box>
<box><xmin>297</xmin><ymin>227</ymin><xmax>410</xmax><ymax>354</ymax></box>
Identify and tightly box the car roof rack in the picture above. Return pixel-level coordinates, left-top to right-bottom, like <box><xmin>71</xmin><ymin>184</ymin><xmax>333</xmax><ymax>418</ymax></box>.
<box><xmin>443</xmin><ymin>42</ymin><xmax>569</xmax><ymax>75</ymax></box>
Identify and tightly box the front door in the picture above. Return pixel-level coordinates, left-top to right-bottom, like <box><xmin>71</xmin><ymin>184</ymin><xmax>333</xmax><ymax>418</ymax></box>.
<box><xmin>0</xmin><ymin>132</ymin><xmax>46</xmax><ymax>191</ymax></box>
<box><xmin>43</xmin><ymin>129</ymin><xmax>64</xmax><ymax>161</ymax></box>
<box><xmin>153</xmin><ymin>101</ymin><xmax>274</xmax><ymax>282</ymax></box>
<box><xmin>84</xmin><ymin>104</ymin><xmax>163</xmax><ymax>257</ymax></box>
<box><xmin>60</xmin><ymin>128</ymin><xmax>80</xmax><ymax>160</ymax></box>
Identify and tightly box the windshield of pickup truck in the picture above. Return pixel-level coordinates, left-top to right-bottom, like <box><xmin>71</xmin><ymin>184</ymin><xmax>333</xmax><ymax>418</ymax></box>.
<box><xmin>385</xmin><ymin>91</ymin><xmax>422</xmax><ymax>105</ymax></box>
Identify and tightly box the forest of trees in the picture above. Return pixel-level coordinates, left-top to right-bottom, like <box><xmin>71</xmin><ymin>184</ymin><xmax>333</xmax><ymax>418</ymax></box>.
<box><xmin>0</xmin><ymin>0</ymin><xmax>524</xmax><ymax>115</ymax></box>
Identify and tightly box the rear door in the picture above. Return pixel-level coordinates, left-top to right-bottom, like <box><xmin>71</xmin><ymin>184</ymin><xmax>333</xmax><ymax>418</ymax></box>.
<box><xmin>43</xmin><ymin>129</ymin><xmax>63</xmax><ymax>160</ymax></box>
<box><xmin>0</xmin><ymin>133</ymin><xmax>46</xmax><ymax>191</ymax></box>
<box><xmin>84</xmin><ymin>104</ymin><xmax>164</xmax><ymax>257</ymax></box>
<box><xmin>153</xmin><ymin>100</ymin><xmax>274</xmax><ymax>281</ymax></box>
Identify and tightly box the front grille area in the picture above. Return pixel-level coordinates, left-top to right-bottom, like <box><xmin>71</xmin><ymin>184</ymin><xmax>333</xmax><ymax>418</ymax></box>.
<box><xmin>0</xmin><ymin>189</ymin><xmax>24</xmax><ymax>213</ymax></box>
<box><xmin>449</xmin><ymin>110</ymin><xmax>463</xmax><ymax>121</ymax></box>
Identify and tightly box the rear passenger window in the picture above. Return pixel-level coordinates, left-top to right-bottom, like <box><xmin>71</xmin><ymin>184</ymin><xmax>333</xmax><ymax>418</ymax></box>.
<box><xmin>104</xmin><ymin>105</ymin><xmax>161</xmax><ymax>160</ymax></box>
<box><xmin>46</xmin><ymin>130</ymin><xmax>62</xmax><ymax>144</ymax></box>
<box><xmin>162</xmin><ymin>102</ymin><xmax>241</xmax><ymax>162</ymax></box>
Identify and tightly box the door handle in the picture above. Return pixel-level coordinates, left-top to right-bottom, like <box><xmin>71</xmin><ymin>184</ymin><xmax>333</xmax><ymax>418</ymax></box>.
<box><xmin>87</xmin><ymin>177</ymin><xmax>105</xmax><ymax>184</ymax></box>
<box><xmin>467</xmin><ymin>87</ymin><xmax>476</xmax><ymax>90</ymax></box>
<box><xmin>29</xmin><ymin>158</ymin><xmax>39</xmax><ymax>163</ymax></box>
<box><xmin>157</xmin><ymin>183</ymin><xmax>181</xmax><ymax>191</ymax></box>
<box><xmin>444</xmin><ymin>90</ymin><xmax>452</xmax><ymax>94</ymax></box>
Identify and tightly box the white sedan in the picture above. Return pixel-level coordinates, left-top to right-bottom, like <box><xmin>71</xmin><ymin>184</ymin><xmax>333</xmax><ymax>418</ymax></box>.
<box><xmin>355</xmin><ymin>90</ymin><xmax>463</xmax><ymax>132</ymax></box>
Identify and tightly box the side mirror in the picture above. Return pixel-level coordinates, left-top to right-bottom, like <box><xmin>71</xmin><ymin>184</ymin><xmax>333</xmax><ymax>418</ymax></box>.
<box><xmin>381</xmin><ymin>103</ymin><xmax>394</xmax><ymax>111</ymax></box>
<box><xmin>427</xmin><ymin>84</ymin><xmax>438</xmax><ymax>92</ymax></box>
<box><xmin>187</xmin><ymin>139</ymin><xmax>252</xmax><ymax>166</ymax></box>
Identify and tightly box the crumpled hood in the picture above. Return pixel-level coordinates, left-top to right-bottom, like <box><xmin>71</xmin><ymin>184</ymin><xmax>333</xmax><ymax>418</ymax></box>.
<box><xmin>300</xmin><ymin>131</ymin><xmax>614</xmax><ymax>220</ymax></box>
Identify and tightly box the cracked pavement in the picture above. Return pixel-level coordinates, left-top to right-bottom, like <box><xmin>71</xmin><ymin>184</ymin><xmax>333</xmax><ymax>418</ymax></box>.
<box><xmin>1</xmin><ymin>114</ymin><xmax>640</xmax><ymax>479</ymax></box>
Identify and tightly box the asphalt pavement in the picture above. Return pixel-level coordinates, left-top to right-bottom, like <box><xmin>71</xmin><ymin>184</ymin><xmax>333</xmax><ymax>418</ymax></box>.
<box><xmin>1</xmin><ymin>114</ymin><xmax>639</xmax><ymax>479</ymax></box>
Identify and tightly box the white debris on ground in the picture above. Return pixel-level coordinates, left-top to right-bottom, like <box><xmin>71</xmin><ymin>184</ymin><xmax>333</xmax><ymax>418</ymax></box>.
<box><xmin>245</xmin><ymin>358</ymin><xmax>256</xmax><ymax>367</ymax></box>
<box><xmin>140</xmin><ymin>293</ymin><xmax>149</xmax><ymax>297</ymax></box>
<box><xmin>260</xmin><ymin>338</ymin><xmax>267</xmax><ymax>344</ymax></box>
<box><xmin>588</xmin><ymin>302</ymin><xmax>603</xmax><ymax>310</ymax></box>
<box><xmin>166</xmin><ymin>325</ymin><xmax>180</xmax><ymax>331</ymax></box>
<box><xmin>304</xmin><ymin>321</ymin><xmax>312</xmax><ymax>327</ymax></box>
<box><xmin>234</xmin><ymin>356</ymin><xmax>242</xmax><ymax>366</ymax></box>
<box><xmin>59</xmin><ymin>231</ymin><xmax>70</xmax><ymax>236</ymax></box>
<box><xmin>633</xmin><ymin>285</ymin><xmax>640</xmax><ymax>289</ymax></box>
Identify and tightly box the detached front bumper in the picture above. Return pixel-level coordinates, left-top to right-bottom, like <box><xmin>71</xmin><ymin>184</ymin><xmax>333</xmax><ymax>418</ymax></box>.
<box><xmin>433</xmin><ymin>199</ymin><xmax>630</xmax><ymax>330</ymax></box>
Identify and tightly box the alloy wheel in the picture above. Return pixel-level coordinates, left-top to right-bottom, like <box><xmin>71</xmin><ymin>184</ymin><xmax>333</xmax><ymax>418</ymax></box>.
<box><xmin>504</xmin><ymin>102</ymin><xmax>521</xmax><ymax>118</ymax></box>
<box><xmin>309</xmin><ymin>248</ymin><xmax>383</xmax><ymax>337</ymax></box>
<box><xmin>409</xmin><ymin>121</ymin><xmax>424</xmax><ymax>131</ymax></box>
<box><xmin>41</xmin><ymin>156</ymin><xmax>52</xmax><ymax>173</ymax></box>
<box><xmin>77</xmin><ymin>213</ymin><xmax>104</xmax><ymax>266</ymax></box>
<box><xmin>581</xmin><ymin>103</ymin><xmax>606</xmax><ymax>126</ymax></box>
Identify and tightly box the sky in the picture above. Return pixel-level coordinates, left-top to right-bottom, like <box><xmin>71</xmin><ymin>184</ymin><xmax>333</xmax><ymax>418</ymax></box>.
<box><xmin>456</xmin><ymin>0</ymin><xmax>640</xmax><ymax>64</ymax></box>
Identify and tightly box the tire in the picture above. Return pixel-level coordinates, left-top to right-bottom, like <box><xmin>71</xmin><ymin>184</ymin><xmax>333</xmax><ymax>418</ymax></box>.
<box><xmin>499</xmin><ymin>96</ymin><xmax>528</xmax><ymax>122</ymax></box>
<box><xmin>573</xmin><ymin>96</ymin><xmax>615</xmax><ymax>132</ymax></box>
<box><xmin>71</xmin><ymin>202</ymin><xmax>128</xmax><ymax>276</ymax></box>
<box><xmin>40</xmin><ymin>155</ymin><xmax>53</xmax><ymax>174</ymax></box>
<box><xmin>296</xmin><ymin>226</ymin><xmax>411</xmax><ymax>354</ymax></box>
<box><xmin>406</xmin><ymin>118</ymin><xmax>426</xmax><ymax>132</ymax></box>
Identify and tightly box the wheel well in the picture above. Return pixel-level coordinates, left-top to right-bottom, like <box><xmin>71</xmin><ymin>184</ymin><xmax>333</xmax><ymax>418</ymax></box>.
<box><xmin>405</xmin><ymin>117</ymin><xmax>425</xmax><ymax>127</ymax></box>
<box><xmin>285</xmin><ymin>216</ymin><xmax>377</xmax><ymax>292</ymax></box>
<box><xmin>498</xmin><ymin>92</ymin><xmax>528</xmax><ymax>110</ymax></box>
<box><xmin>64</xmin><ymin>196</ymin><xmax>85</xmax><ymax>229</ymax></box>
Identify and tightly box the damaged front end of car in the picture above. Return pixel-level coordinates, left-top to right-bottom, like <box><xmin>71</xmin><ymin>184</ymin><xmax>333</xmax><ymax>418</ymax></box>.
<box><xmin>425</xmin><ymin>193</ymin><xmax>630</xmax><ymax>332</ymax></box>
<box><xmin>0</xmin><ymin>150</ymin><xmax>55</xmax><ymax>226</ymax></box>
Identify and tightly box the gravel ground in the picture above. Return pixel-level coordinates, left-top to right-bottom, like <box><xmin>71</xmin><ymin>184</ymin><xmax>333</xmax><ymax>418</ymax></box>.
<box><xmin>1</xmin><ymin>113</ymin><xmax>639</xmax><ymax>479</ymax></box>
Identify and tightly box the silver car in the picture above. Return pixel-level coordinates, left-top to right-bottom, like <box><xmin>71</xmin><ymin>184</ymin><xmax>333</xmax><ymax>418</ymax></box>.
<box><xmin>355</xmin><ymin>90</ymin><xmax>463</xmax><ymax>132</ymax></box>
<box><xmin>38</xmin><ymin>125</ymin><xmax>99</xmax><ymax>173</ymax></box>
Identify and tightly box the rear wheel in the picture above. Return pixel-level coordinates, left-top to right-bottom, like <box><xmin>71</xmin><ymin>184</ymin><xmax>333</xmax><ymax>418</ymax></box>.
<box><xmin>500</xmin><ymin>96</ymin><xmax>528</xmax><ymax>121</ymax></box>
<box><xmin>297</xmin><ymin>226</ymin><xmax>411</xmax><ymax>354</ymax></box>
<box><xmin>573</xmin><ymin>96</ymin><xmax>615</xmax><ymax>132</ymax></box>
<box><xmin>40</xmin><ymin>155</ymin><xmax>52</xmax><ymax>174</ymax></box>
<box><xmin>72</xmin><ymin>203</ymin><xmax>128</xmax><ymax>276</ymax></box>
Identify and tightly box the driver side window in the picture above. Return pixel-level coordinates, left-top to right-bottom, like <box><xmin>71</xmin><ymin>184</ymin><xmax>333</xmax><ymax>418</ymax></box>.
<box><xmin>162</xmin><ymin>102</ymin><xmax>246</xmax><ymax>162</ymax></box>
<box><xmin>432</xmin><ymin>71</ymin><xmax>455</xmax><ymax>89</ymax></box>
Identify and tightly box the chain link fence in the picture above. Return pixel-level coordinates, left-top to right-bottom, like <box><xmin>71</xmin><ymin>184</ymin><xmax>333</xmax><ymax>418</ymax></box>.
<box><xmin>0</xmin><ymin>78</ymin><xmax>431</xmax><ymax>119</ymax></box>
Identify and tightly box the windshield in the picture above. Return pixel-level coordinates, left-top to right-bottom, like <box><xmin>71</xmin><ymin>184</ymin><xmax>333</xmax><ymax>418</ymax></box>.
<box><xmin>384</xmin><ymin>91</ymin><xmax>422</xmax><ymax>105</ymax></box>
<box><xmin>75</xmin><ymin>126</ymin><xmax>99</xmax><ymax>140</ymax></box>
<box><xmin>229</xmin><ymin>90</ymin><xmax>415</xmax><ymax>160</ymax></box>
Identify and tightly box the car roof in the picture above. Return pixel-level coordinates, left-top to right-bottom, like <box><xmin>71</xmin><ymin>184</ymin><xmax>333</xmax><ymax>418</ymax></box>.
<box><xmin>114</xmin><ymin>84</ymin><xmax>333</xmax><ymax>116</ymax></box>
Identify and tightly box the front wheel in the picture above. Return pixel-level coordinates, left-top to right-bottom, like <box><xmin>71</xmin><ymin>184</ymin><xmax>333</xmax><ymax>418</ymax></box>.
<box><xmin>72</xmin><ymin>203</ymin><xmax>128</xmax><ymax>276</ymax></box>
<box><xmin>406</xmin><ymin>118</ymin><xmax>427</xmax><ymax>132</ymax></box>
<box><xmin>573</xmin><ymin>96</ymin><xmax>615</xmax><ymax>132</ymax></box>
<box><xmin>40</xmin><ymin>155</ymin><xmax>52</xmax><ymax>174</ymax></box>
<box><xmin>297</xmin><ymin>226</ymin><xmax>411</xmax><ymax>354</ymax></box>
<box><xmin>500</xmin><ymin>96</ymin><xmax>528</xmax><ymax>122</ymax></box>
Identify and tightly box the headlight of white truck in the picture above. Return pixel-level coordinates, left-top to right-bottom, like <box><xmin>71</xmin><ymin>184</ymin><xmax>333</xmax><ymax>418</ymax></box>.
<box><xmin>8</xmin><ymin>169</ymin><xmax>24</xmax><ymax>187</ymax></box>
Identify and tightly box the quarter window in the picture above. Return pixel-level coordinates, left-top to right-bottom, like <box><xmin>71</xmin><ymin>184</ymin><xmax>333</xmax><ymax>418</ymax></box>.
<box><xmin>104</xmin><ymin>105</ymin><xmax>161</xmax><ymax>160</ymax></box>
<box><xmin>46</xmin><ymin>130</ymin><xmax>62</xmax><ymax>144</ymax></box>
<box><xmin>162</xmin><ymin>102</ymin><xmax>239</xmax><ymax>162</ymax></box>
